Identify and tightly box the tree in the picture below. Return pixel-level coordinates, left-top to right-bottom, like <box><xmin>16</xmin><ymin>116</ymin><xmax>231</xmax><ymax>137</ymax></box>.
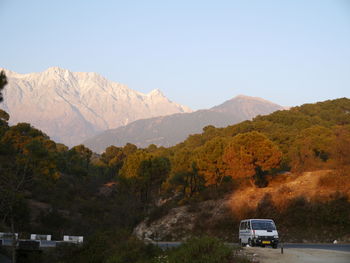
<box><xmin>123</xmin><ymin>143</ymin><xmax>137</xmax><ymax>156</ymax></box>
<box><xmin>332</xmin><ymin>125</ymin><xmax>350</xmax><ymax>173</ymax></box>
<box><xmin>289</xmin><ymin>126</ymin><xmax>334</xmax><ymax>172</ymax></box>
<box><xmin>223</xmin><ymin>131</ymin><xmax>282</xmax><ymax>187</ymax></box>
<box><xmin>170</xmin><ymin>147</ymin><xmax>193</xmax><ymax>176</ymax></box>
<box><xmin>169</xmin><ymin>162</ymin><xmax>204</xmax><ymax>198</ymax></box>
<box><xmin>194</xmin><ymin>137</ymin><xmax>228</xmax><ymax>188</ymax></box>
<box><xmin>59</xmin><ymin>144</ymin><xmax>93</xmax><ymax>177</ymax></box>
<box><xmin>0</xmin><ymin>71</ymin><xmax>19</xmax><ymax>263</ymax></box>
<box><xmin>138</xmin><ymin>156</ymin><xmax>170</xmax><ymax>202</ymax></box>
<box><xmin>100</xmin><ymin>145</ymin><xmax>125</xmax><ymax>177</ymax></box>
<box><xmin>72</xmin><ymin>144</ymin><xmax>92</xmax><ymax>169</ymax></box>
<box><xmin>0</xmin><ymin>110</ymin><xmax>9</xmax><ymax>137</ymax></box>
<box><xmin>119</xmin><ymin>150</ymin><xmax>150</xmax><ymax>204</ymax></box>
<box><xmin>0</xmin><ymin>70</ymin><xmax>7</xmax><ymax>102</ymax></box>
<box><xmin>0</xmin><ymin>124</ymin><xmax>59</xmax><ymax>263</ymax></box>
<box><xmin>120</xmin><ymin>150</ymin><xmax>148</xmax><ymax>179</ymax></box>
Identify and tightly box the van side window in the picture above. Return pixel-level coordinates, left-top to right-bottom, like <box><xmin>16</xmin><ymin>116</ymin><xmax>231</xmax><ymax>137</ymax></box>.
<box><xmin>243</xmin><ymin>222</ymin><xmax>247</xmax><ymax>230</ymax></box>
<box><xmin>247</xmin><ymin>221</ymin><xmax>251</xmax><ymax>230</ymax></box>
<box><xmin>240</xmin><ymin>222</ymin><xmax>245</xmax><ymax>230</ymax></box>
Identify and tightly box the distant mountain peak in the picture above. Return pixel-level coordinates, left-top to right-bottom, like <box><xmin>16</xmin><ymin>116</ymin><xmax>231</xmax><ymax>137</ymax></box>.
<box><xmin>46</xmin><ymin>66</ymin><xmax>65</xmax><ymax>71</ymax></box>
<box><xmin>1</xmin><ymin>67</ymin><xmax>192</xmax><ymax>146</ymax></box>
<box><xmin>148</xmin><ymin>89</ymin><xmax>165</xmax><ymax>97</ymax></box>
<box><xmin>233</xmin><ymin>94</ymin><xmax>275</xmax><ymax>103</ymax></box>
<box><xmin>84</xmin><ymin>96</ymin><xmax>284</xmax><ymax>152</ymax></box>
<box><xmin>44</xmin><ymin>66</ymin><xmax>70</xmax><ymax>75</ymax></box>
<box><xmin>43</xmin><ymin>67</ymin><xmax>76</xmax><ymax>81</ymax></box>
<box><xmin>210</xmin><ymin>95</ymin><xmax>284</xmax><ymax>115</ymax></box>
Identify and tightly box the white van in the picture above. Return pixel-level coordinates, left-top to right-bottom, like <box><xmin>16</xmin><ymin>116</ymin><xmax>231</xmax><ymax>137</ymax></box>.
<box><xmin>239</xmin><ymin>219</ymin><xmax>279</xmax><ymax>248</ymax></box>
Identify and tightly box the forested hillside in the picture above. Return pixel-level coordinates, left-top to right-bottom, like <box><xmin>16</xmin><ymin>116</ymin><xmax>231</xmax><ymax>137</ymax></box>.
<box><xmin>0</xmin><ymin>70</ymin><xmax>349</xmax><ymax>261</ymax></box>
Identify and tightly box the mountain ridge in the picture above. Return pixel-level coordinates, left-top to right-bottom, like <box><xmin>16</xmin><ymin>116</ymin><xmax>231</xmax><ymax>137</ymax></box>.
<box><xmin>0</xmin><ymin>67</ymin><xmax>192</xmax><ymax>146</ymax></box>
<box><xmin>83</xmin><ymin>95</ymin><xmax>285</xmax><ymax>152</ymax></box>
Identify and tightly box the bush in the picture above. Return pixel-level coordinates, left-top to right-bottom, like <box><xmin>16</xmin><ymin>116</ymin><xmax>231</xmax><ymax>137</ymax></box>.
<box><xmin>166</xmin><ymin>236</ymin><xmax>234</xmax><ymax>263</ymax></box>
<box><xmin>44</xmin><ymin>230</ymin><xmax>161</xmax><ymax>263</ymax></box>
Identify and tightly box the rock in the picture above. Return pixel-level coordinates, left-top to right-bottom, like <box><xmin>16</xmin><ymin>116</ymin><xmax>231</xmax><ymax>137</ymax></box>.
<box><xmin>133</xmin><ymin>198</ymin><xmax>232</xmax><ymax>241</ymax></box>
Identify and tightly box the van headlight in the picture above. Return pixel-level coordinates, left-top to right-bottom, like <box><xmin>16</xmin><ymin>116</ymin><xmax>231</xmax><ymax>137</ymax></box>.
<box><xmin>274</xmin><ymin>235</ymin><xmax>278</xmax><ymax>238</ymax></box>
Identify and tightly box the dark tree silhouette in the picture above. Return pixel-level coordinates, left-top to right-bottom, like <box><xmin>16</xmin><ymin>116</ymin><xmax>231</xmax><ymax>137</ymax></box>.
<box><xmin>0</xmin><ymin>70</ymin><xmax>7</xmax><ymax>102</ymax></box>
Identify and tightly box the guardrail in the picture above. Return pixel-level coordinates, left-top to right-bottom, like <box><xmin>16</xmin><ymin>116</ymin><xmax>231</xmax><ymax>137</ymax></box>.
<box><xmin>63</xmin><ymin>235</ymin><xmax>84</xmax><ymax>244</ymax></box>
<box><xmin>30</xmin><ymin>234</ymin><xmax>52</xmax><ymax>241</ymax></box>
<box><xmin>0</xmin><ymin>232</ymin><xmax>84</xmax><ymax>248</ymax></box>
<box><xmin>0</xmin><ymin>232</ymin><xmax>18</xmax><ymax>239</ymax></box>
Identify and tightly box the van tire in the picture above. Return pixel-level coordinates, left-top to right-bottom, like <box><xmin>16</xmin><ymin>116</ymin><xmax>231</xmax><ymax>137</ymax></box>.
<box><xmin>248</xmin><ymin>239</ymin><xmax>254</xmax><ymax>247</ymax></box>
<box><xmin>239</xmin><ymin>239</ymin><xmax>244</xmax><ymax>247</ymax></box>
<box><xmin>272</xmin><ymin>244</ymin><xmax>278</xmax><ymax>249</ymax></box>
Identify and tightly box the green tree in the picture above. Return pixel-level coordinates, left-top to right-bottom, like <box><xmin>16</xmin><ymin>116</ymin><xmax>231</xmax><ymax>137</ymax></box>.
<box><xmin>170</xmin><ymin>147</ymin><xmax>193</xmax><ymax>176</ymax></box>
<box><xmin>72</xmin><ymin>144</ymin><xmax>92</xmax><ymax>169</ymax></box>
<box><xmin>138</xmin><ymin>156</ymin><xmax>170</xmax><ymax>203</ymax></box>
<box><xmin>169</xmin><ymin>162</ymin><xmax>204</xmax><ymax>198</ymax></box>
<box><xmin>289</xmin><ymin>126</ymin><xmax>334</xmax><ymax>172</ymax></box>
<box><xmin>0</xmin><ymin>84</ymin><xmax>59</xmax><ymax>263</ymax></box>
<box><xmin>100</xmin><ymin>145</ymin><xmax>125</xmax><ymax>177</ymax></box>
<box><xmin>120</xmin><ymin>150</ymin><xmax>148</xmax><ymax>179</ymax></box>
<box><xmin>123</xmin><ymin>143</ymin><xmax>138</xmax><ymax>156</ymax></box>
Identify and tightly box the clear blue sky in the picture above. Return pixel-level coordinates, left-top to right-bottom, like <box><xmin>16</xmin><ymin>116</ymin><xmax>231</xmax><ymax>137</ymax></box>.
<box><xmin>1</xmin><ymin>0</ymin><xmax>349</xmax><ymax>109</ymax></box>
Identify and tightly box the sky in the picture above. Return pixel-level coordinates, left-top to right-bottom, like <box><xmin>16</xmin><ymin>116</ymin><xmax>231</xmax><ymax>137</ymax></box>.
<box><xmin>0</xmin><ymin>0</ymin><xmax>349</xmax><ymax>110</ymax></box>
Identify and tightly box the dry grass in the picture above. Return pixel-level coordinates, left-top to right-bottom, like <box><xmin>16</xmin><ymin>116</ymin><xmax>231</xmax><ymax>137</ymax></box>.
<box><xmin>228</xmin><ymin>169</ymin><xmax>350</xmax><ymax>216</ymax></box>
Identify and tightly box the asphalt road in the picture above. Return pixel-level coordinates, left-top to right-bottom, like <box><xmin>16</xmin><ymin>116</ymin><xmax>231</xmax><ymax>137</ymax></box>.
<box><xmin>2</xmin><ymin>238</ymin><xmax>350</xmax><ymax>252</ymax></box>
<box><xmin>155</xmin><ymin>242</ymin><xmax>350</xmax><ymax>252</ymax></box>
<box><xmin>1</xmin><ymin>239</ymin><xmax>76</xmax><ymax>247</ymax></box>
<box><xmin>1</xmin><ymin>241</ymin><xmax>349</xmax><ymax>263</ymax></box>
<box><xmin>0</xmin><ymin>254</ymin><xmax>10</xmax><ymax>263</ymax></box>
<box><xmin>245</xmin><ymin>246</ymin><xmax>350</xmax><ymax>263</ymax></box>
<box><xmin>281</xmin><ymin>243</ymin><xmax>350</xmax><ymax>252</ymax></box>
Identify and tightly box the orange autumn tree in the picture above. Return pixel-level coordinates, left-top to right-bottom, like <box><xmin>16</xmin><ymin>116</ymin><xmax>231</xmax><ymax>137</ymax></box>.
<box><xmin>223</xmin><ymin>131</ymin><xmax>282</xmax><ymax>187</ymax></box>
<box><xmin>193</xmin><ymin>137</ymin><xmax>229</xmax><ymax>188</ymax></box>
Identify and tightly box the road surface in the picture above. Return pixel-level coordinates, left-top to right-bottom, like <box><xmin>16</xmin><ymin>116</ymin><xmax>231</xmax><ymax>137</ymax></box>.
<box><xmin>0</xmin><ymin>254</ymin><xmax>10</xmax><ymax>263</ymax></box>
<box><xmin>244</xmin><ymin>246</ymin><xmax>350</xmax><ymax>263</ymax></box>
<box><xmin>156</xmin><ymin>241</ymin><xmax>350</xmax><ymax>252</ymax></box>
<box><xmin>1</xmin><ymin>239</ymin><xmax>77</xmax><ymax>247</ymax></box>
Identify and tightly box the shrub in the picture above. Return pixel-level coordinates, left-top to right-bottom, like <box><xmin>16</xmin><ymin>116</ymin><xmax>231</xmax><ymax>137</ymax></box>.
<box><xmin>166</xmin><ymin>236</ymin><xmax>234</xmax><ymax>263</ymax></box>
<box><xmin>44</xmin><ymin>230</ymin><xmax>161</xmax><ymax>263</ymax></box>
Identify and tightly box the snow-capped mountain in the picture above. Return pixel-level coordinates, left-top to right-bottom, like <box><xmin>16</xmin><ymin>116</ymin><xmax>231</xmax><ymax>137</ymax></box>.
<box><xmin>0</xmin><ymin>67</ymin><xmax>191</xmax><ymax>146</ymax></box>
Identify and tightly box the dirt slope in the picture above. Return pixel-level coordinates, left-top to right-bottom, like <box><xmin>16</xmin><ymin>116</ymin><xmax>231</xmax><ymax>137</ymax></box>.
<box><xmin>228</xmin><ymin>170</ymin><xmax>350</xmax><ymax>215</ymax></box>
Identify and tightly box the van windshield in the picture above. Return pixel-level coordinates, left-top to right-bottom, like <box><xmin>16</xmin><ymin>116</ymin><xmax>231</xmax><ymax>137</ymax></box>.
<box><xmin>251</xmin><ymin>220</ymin><xmax>276</xmax><ymax>230</ymax></box>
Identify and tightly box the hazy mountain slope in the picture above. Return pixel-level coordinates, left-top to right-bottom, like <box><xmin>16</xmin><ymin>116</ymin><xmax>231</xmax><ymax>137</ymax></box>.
<box><xmin>84</xmin><ymin>95</ymin><xmax>284</xmax><ymax>152</ymax></box>
<box><xmin>0</xmin><ymin>67</ymin><xmax>191</xmax><ymax>146</ymax></box>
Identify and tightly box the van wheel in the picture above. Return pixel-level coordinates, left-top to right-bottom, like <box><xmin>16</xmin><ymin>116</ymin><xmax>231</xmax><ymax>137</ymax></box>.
<box><xmin>272</xmin><ymin>244</ymin><xmax>278</xmax><ymax>249</ymax></box>
<box><xmin>248</xmin><ymin>239</ymin><xmax>254</xmax><ymax>247</ymax></box>
<box><xmin>239</xmin><ymin>239</ymin><xmax>244</xmax><ymax>247</ymax></box>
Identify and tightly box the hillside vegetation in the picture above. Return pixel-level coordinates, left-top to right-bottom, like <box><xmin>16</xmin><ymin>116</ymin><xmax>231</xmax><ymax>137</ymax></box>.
<box><xmin>0</xmin><ymin>71</ymin><xmax>350</xmax><ymax>260</ymax></box>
